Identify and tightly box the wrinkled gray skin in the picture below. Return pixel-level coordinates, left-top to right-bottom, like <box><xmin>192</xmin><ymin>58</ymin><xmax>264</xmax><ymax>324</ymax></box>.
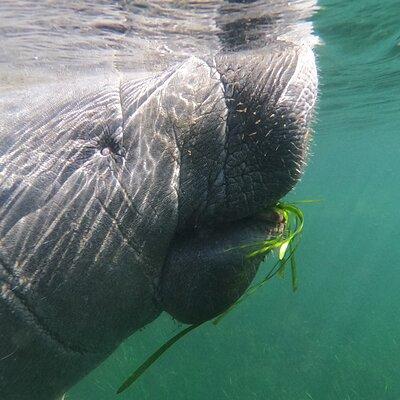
<box><xmin>0</xmin><ymin>1</ymin><xmax>318</xmax><ymax>399</ymax></box>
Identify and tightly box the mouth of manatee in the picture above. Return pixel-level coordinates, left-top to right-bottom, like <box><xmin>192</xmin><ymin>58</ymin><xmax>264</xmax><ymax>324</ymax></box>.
<box><xmin>157</xmin><ymin>45</ymin><xmax>317</xmax><ymax>325</ymax></box>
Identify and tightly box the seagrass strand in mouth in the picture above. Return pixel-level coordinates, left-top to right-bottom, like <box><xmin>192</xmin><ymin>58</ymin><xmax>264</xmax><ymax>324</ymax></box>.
<box><xmin>117</xmin><ymin>201</ymin><xmax>308</xmax><ymax>395</ymax></box>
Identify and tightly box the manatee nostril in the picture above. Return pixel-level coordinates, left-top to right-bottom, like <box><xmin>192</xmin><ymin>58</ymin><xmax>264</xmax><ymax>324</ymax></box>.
<box><xmin>100</xmin><ymin>147</ymin><xmax>112</xmax><ymax>157</ymax></box>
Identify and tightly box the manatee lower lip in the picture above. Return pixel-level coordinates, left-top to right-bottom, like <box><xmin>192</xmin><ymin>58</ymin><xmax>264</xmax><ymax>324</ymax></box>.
<box><xmin>160</xmin><ymin>211</ymin><xmax>282</xmax><ymax>324</ymax></box>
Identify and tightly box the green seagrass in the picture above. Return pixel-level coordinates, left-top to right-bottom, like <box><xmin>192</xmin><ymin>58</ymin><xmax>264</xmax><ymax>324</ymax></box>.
<box><xmin>117</xmin><ymin>201</ymin><xmax>308</xmax><ymax>394</ymax></box>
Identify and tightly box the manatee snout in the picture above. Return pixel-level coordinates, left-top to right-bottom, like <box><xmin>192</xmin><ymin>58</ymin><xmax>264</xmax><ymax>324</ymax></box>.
<box><xmin>160</xmin><ymin>45</ymin><xmax>317</xmax><ymax>325</ymax></box>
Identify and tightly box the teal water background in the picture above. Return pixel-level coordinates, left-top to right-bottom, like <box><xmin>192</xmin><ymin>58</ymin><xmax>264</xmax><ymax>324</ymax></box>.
<box><xmin>68</xmin><ymin>1</ymin><xmax>400</xmax><ymax>399</ymax></box>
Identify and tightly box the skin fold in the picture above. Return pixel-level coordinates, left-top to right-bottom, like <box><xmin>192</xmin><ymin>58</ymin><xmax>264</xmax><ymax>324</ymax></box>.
<box><xmin>0</xmin><ymin>1</ymin><xmax>318</xmax><ymax>399</ymax></box>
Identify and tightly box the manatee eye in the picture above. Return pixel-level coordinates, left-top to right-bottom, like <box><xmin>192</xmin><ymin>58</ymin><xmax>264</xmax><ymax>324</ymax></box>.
<box><xmin>97</xmin><ymin>126</ymin><xmax>123</xmax><ymax>158</ymax></box>
<box><xmin>100</xmin><ymin>147</ymin><xmax>111</xmax><ymax>156</ymax></box>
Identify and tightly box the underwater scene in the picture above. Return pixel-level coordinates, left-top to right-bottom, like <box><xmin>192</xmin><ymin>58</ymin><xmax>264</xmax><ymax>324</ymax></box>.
<box><xmin>69</xmin><ymin>2</ymin><xmax>399</xmax><ymax>399</ymax></box>
<box><xmin>0</xmin><ymin>0</ymin><xmax>399</xmax><ymax>399</ymax></box>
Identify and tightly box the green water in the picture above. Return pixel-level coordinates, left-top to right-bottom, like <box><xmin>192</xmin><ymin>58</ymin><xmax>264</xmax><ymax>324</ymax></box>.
<box><xmin>68</xmin><ymin>1</ymin><xmax>400</xmax><ymax>399</ymax></box>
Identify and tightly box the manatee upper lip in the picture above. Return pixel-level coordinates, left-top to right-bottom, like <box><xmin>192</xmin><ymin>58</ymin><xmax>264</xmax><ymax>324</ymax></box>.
<box><xmin>174</xmin><ymin>45</ymin><xmax>316</xmax><ymax>231</ymax></box>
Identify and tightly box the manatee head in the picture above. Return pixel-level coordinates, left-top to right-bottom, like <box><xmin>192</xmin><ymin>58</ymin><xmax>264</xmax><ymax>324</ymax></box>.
<box><xmin>0</xmin><ymin>2</ymin><xmax>318</xmax><ymax>399</ymax></box>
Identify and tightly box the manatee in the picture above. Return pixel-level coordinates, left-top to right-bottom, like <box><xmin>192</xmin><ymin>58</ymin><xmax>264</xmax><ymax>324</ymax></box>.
<box><xmin>0</xmin><ymin>1</ymin><xmax>318</xmax><ymax>399</ymax></box>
